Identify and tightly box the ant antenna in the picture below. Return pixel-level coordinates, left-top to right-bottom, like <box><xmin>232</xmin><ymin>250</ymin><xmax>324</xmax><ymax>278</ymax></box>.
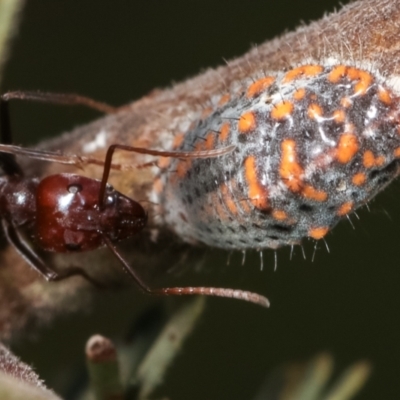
<box><xmin>1</xmin><ymin>91</ymin><xmax>118</xmax><ymax>114</ymax></box>
<box><xmin>97</xmin><ymin>144</ymin><xmax>235</xmax><ymax>208</ymax></box>
<box><xmin>103</xmin><ymin>236</ymin><xmax>269</xmax><ymax>308</ymax></box>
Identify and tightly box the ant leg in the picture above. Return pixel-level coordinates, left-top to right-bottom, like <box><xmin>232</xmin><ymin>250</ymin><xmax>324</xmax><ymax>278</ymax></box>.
<box><xmin>1</xmin><ymin>91</ymin><xmax>118</xmax><ymax>114</ymax></box>
<box><xmin>2</xmin><ymin>220</ymin><xmax>104</xmax><ymax>287</ymax></box>
<box><xmin>0</xmin><ymin>98</ymin><xmax>24</xmax><ymax>176</ymax></box>
<box><xmin>104</xmin><ymin>236</ymin><xmax>269</xmax><ymax>308</ymax></box>
<box><xmin>2</xmin><ymin>219</ymin><xmax>62</xmax><ymax>281</ymax></box>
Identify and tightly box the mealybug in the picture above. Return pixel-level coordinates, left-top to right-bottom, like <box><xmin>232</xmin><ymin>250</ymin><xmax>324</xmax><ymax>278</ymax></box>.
<box><xmin>159</xmin><ymin>64</ymin><xmax>400</xmax><ymax>251</ymax></box>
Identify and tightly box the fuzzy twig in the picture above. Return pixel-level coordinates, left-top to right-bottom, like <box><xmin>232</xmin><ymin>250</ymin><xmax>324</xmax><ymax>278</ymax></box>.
<box><xmin>0</xmin><ymin>343</ymin><xmax>60</xmax><ymax>400</ymax></box>
<box><xmin>1</xmin><ymin>0</ymin><xmax>400</xmax><ymax>338</ymax></box>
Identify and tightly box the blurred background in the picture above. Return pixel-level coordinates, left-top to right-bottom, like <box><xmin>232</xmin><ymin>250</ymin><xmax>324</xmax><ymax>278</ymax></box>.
<box><xmin>2</xmin><ymin>0</ymin><xmax>400</xmax><ymax>399</ymax></box>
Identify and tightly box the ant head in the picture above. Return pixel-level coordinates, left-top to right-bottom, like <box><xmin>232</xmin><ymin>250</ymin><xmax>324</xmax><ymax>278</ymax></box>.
<box><xmin>36</xmin><ymin>173</ymin><xmax>147</xmax><ymax>253</ymax></box>
<box><xmin>99</xmin><ymin>185</ymin><xmax>147</xmax><ymax>242</ymax></box>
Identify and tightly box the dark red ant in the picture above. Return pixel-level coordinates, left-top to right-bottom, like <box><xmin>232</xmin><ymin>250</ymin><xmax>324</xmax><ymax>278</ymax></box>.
<box><xmin>0</xmin><ymin>91</ymin><xmax>269</xmax><ymax>307</ymax></box>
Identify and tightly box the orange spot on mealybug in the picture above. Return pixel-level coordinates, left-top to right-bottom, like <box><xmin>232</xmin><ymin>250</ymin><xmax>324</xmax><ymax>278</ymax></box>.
<box><xmin>205</xmin><ymin>132</ymin><xmax>215</xmax><ymax>150</ymax></box>
<box><xmin>238</xmin><ymin>111</ymin><xmax>256</xmax><ymax>133</ymax></box>
<box><xmin>363</xmin><ymin>150</ymin><xmax>375</xmax><ymax>168</ymax></box>
<box><xmin>347</xmin><ymin>68</ymin><xmax>373</xmax><ymax>95</ymax></box>
<box><xmin>247</xmin><ymin>76</ymin><xmax>275</xmax><ymax>98</ymax></box>
<box><xmin>375</xmin><ymin>155</ymin><xmax>385</xmax><ymax>166</ymax></box>
<box><xmin>378</xmin><ymin>88</ymin><xmax>392</xmax><ymax>105</ymax></box>
<box><xmin>219</xmin><ymin>123</ymin><xmax>230</xmax><ymax>142</ymax></box>
<box><xmin>176</xmin><ymin>159</ymin><xmax>192</xmax><ymax>178</ymax></box>
<box><xmin>328</xmin><ymin>66</ymin><xmax>373</xmax><ymax>95</ymax></box>
<box><xmin>302</xmin><ymin>185</ymin><xmax>327</xmax><ymax>202</ymax></box>
<box><xmin>220</xmin><ymin>183</ymin><xmax>239</xmax><ymax>216</ymax></box>
<box><xmin>308</xmin><ymin>226</ymin><xmax>329</xmax><ymax>240</ymax></box>
<box><xmin>283</xmin><ymin>65</ymin><xmax>323</xmax><ymax>83</ymax></box>
<box><xmin>201</xmin><ymin>107</ymin><xmax>213</xmax><ymax>118</ymax></box>
<box><xmin>340</xmin><ymin>97</ymin><xmax>352</xmax><ymax>108</ymax></box>
<box><xmin>271</xmin><ymin>101</ymin><xmax>294</xmax><ymax>120</ymax></box>
<box><xmin>337</xmin><ymin>202</ymin><xmax>353</xmax><ymax>216</ymax></box>
<box><xmin>333</xmin><ymin>110</ymin><xmax>346</xmax><ymax>123</ymax></box>
<box><xmin>158</xmin><ymin>157</ymin><xmax>171</xmax><ymax>169</ymax></box>
<box><xmin>229</xmin><ymin>178</ymin><xmax>252</xmax><ymax>214</ymax></box>
<box><xmin>153</xmin><ymin>178</ymin><xmax>164</xmax><ymax>194</ymax></box>
<box><xmin>272</xmin><ymin>210</ymin><xmax>287</xmax><ymax>221</ymax></box>
<box><xmin>280</xmin><ymin>139</ymin><xmax>304</xmax><ymax>192</ymax></box>
<box><xmin>328</xmin><ymin>65</ymin><xmax>347</xmax><ymax>82</ymax></box>
<box><xmin>352</xmin><ymin>173</ymin><xmax>366</xmax><ymax>186</ymax></box>
<box><xmin>394</xmin><ymin>147</ymin><xmax>400</xmax><ymax>158</ymax></box>
<box><xmin>239</xmin><ymin>199</ymin><xmax>252</xmax><ymax>214</ymax></box>
<box><xmin>308</xmin><ymin>103</ymin><xmax>323</xmax><ymax>119</ymax></box>
<box><xmin>363</xmin><ymin>150</ymin><xmax>385</xmax><ymax>168</ymax></box>
<box><xmin>244</xmin><ymin>156</ymin><xmax>269</xmax><ymax>210</ymax></box>
<box><xmin>172</xmin><ymin>133</ymin><xmax>185</xmax><ymax>148</ymax></box>
<box><xmin>193</xmin><ymin>139</ymin><xmax>205</xmax><ymax>152</ymax></box>
<box><xmin>218</xmin><ymin>93</ymin><xmax>230</xmax><ymax>107</ymax></box>
<box><xmin>336</xmin><ymin>134</ymin><xmax>359</xmax><ymax>163</ymax></box>
<box><xmin>293</xmin><ymin>88</ymin><xmax>306</xmax><ymax>100</ymax></box>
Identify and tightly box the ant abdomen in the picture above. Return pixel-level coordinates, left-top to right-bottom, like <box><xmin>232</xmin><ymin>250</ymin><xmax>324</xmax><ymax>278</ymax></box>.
<box><xmin>35</xmin><ymin>173</ymin><xmax>147</xmax><ymax>253</ymax></box>
<box><xmin>0</xmin><ymin>176</ymin><xmax>37</xmax><ymax>227</ymax></box>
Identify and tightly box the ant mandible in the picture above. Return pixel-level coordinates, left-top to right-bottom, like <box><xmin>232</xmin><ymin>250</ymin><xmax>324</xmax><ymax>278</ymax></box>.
<box><xmin>0</xmin><ymin>91</ymin><xmax>269</xmax><ymax>308</ymax></box>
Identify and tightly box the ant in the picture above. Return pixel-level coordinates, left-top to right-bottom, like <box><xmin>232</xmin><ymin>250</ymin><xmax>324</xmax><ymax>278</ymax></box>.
<box><xmin>0</xmin><ymin>91</ymin><xmax>269</xmax><ymax>308</ymax></box>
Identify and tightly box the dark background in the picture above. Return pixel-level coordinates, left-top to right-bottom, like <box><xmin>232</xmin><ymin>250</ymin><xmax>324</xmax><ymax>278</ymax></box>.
<box><xmin>3</xmin><ymin>1</ymin><xmax>400</xmax><ymax>399</ymax></box>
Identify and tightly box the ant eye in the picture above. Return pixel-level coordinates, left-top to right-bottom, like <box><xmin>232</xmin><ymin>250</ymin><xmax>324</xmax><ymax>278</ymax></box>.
<box><xmin>68</xmin><ymin>184</ymin><xmax>83</xmax><ymax>194</ymax></box>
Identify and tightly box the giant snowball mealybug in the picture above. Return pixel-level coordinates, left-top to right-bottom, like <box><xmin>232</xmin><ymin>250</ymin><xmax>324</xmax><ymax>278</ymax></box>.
<box><xmin>156</xmin><ymin>64</ymin><xmax>400</xmax><ymax>250</ymax></box>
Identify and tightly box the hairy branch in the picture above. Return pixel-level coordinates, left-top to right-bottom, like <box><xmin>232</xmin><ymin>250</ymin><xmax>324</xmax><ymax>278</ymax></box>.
<box><xmin>1</xmin><ymin>0</ymin><xmax>399</xmax><ymax>338</ymax></box>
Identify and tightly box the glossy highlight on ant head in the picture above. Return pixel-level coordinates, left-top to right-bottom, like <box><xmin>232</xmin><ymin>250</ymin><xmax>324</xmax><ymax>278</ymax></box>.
<box><xmin>35</xmin><ymin>173</ymin><xmax>147</xmax><ymax>253</ymax></box>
